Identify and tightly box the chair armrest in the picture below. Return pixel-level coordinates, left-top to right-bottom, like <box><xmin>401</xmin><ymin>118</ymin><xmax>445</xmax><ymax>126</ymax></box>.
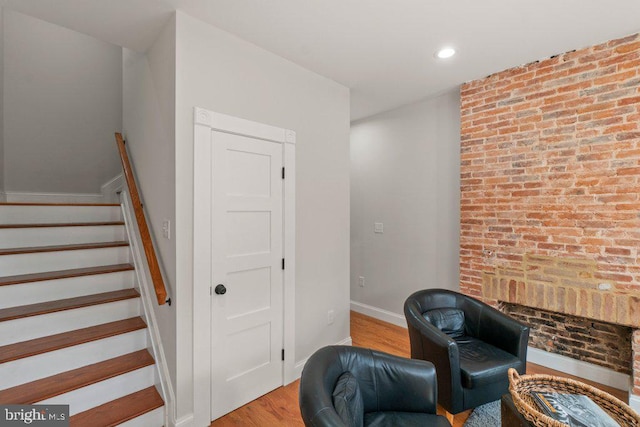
<box><xmin>470</xmin><ymin>302</ymin><xmax>530</xmax><ymax>362</ymax></box>
<box><xmin>370</xmin><ymin>350</ymin><xmax>439</xmax><ymax>414</ymax></box>
<box><xmin>299</xmin><ymin>347</ymin><xmax>350</xmax><ymax>427</ymax></box>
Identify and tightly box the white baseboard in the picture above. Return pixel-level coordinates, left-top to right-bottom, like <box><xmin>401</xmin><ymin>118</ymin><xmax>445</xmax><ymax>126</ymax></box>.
<box><xmin>4</xmin><ymin>191</ymin><xmax>104</xmax><ymax>203</ymax></box>
<box><xmin>171</xmin><ymin>414</ymin><xmax>194</xmax><ymax>427</ymax></box>
<box><xmin>101</xmin><ymin>174</ymin><xmax>124</xmax><ymax>203</ymax></box>
<box><xmin>121</xmin><ymin>190</ymin><xmax>176</xmax><ymax>426</ymax></box>
<box><xmin>527</xmin><ymin>346</ymin><xmax>629</xmax><ymax>391</ymax></box>
<box><xmin>629</xmin><ymin>393</ymin><xmax>640</xmax><ymax>413</ymax></box>
<box><xmin>292</xmin><ymin>336</ymin><xmax>353</xmax><ymax>381</ymax></box>
<box><xmin>350</xmin><ymin>300</ymin><xmax>406</xmax><ymax>328</ymax></box>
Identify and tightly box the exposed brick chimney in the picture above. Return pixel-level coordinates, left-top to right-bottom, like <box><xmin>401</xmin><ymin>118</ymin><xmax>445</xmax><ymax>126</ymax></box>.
<box><xmin>459</xmin><ymin>33</ymin><xmax>640</xmax><ymax>397</ymax></box>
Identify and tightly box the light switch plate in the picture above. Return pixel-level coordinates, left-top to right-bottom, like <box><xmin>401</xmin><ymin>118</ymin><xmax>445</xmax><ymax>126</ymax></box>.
<box><xmin>374</xmin><ymin>222</ymin><xmax>384</xmax><ymax>233</ymax></box>
<box><xmin>162</xmin><ymin>219</ymin><xmax>171</xmax><ymax>239</ymax></box>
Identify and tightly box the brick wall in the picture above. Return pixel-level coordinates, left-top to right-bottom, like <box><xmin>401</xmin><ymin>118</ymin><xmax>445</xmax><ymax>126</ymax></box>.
<box><xmin>460</xmin><ymin>33</ymin><xmax>640</xmax><ymax>389</ymax></box>
<box><xmin>502</xmin><ymin>303</ymin><xmax>632</xmax><ymax>375</ymax></box>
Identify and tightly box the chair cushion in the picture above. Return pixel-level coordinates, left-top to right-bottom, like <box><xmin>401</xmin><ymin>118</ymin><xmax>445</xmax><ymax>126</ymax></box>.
<box><xmin>455</xmin><ymin>336</ymin><xmax>523</xmax><ymax>388</ymax></box>
<box><xmin>423</xmin><ymin>308</ymin><xmax>465</xmax><ymax>339</ymax></box>
<box><xmin>333</xmin><ymin>372</ymin><xmax>364</xmax><ymax>427</ymax></box>
<box><xmin>364</xmin><ymin>411</ymin><xmax>451</xmax><ymax>427</ymax></box>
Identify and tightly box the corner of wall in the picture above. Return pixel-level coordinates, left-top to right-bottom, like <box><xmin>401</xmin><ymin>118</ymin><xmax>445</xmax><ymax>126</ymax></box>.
<box><xmin>122</xmin><ymin>8</ymin><xmax>179</xmax><ymax>419</ymax></box>
<box><xmin>293</xmin><ymin>335</ymin><xmax>352</xmax><ymax>382</ymax></box>
<box><xmin>350</xmin><ymin>300</ymin><xmax>406</xmax><ymax>328</ymax></box>
<box><xmin>101</xmin><ymin>173</ymin><xmax>124</xmax><ymax>203</ymax></box>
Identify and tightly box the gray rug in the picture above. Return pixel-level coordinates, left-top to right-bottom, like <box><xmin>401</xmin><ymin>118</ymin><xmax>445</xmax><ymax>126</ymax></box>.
<box><xmin>463</xmin><ymin>400</ymin><xmax>501</xmax><ymax>427</ymax></box>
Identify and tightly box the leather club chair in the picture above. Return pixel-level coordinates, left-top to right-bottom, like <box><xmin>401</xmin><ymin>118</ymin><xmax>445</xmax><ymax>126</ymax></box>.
<box><xmin>299</xmin><ymin>345</ymin><xmax>451</xmax><ymax>427</ymax></box>
<box><xmin>404</xmin><ymin>288</ymin><xmax>529</xmax><ymax>415</ymax></box>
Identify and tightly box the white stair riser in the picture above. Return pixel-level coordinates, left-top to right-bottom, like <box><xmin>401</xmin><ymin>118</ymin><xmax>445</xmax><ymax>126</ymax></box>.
<box><xmin>0</xmin><ymin>205</ymin><xmax>122</xmax><ymax>224</ymax></box>
<box><xmin>0</xmin><ymin>330</ymin><xmax>148</xmax><ymax>389</ymax></box>
<box><xmin>0</xmin><ymin>271</ymin><xmax>135</xmax><ymax>309</ymax></box>
<box><xmin>0</xmin><ymin>225</ymin><xmax>126</xmax><ymax>249</ymax></box>
<box><xmin>39</xmin><ymin>366</ymin><xmax>156</xmax><ymax>416</ymax></box>
<box><xmin>117</xmin><ymin>407</ymin><xmax>164</xmax><ymax>427</ymax></box>
<box><xmin>0</xmin><ymin>299</ymin><xmax>141</xmax><ymax>346</ymax></box>
<box><xmin>0</xmin><ymin>204</ymin><xmax>165</xmax><ymax>425</ymax></box>
<box><xmin>0</xmin><ymin>247</ymin><xmax>130</xmax><ymax>276</ymax></box>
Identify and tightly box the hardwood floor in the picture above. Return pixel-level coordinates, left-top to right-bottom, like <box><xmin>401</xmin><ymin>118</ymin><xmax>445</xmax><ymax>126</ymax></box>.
<box><xmin>211</xmin><ymin>310</ymin><xmax>627</xmax><ymax>426</ymax></box>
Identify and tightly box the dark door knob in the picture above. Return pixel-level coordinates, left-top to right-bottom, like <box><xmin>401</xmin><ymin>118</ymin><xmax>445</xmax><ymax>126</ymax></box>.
<box><xmin>214</xmin><ymin>284</ymin><xmax>227</xmax><ymax>295</ymax></box>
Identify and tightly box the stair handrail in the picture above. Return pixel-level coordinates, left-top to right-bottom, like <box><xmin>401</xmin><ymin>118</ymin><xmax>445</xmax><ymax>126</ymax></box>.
<box><xmin>115</xmin><ymin>132</ymin><xmax>169</xmax><ymax>306</ymax></box>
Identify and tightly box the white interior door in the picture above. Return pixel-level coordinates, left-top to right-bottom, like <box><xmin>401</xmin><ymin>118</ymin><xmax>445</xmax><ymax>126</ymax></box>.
<box><xmin>210</xmin><ymin>131</ymin><xmax>284</xmax><ymax>420</ymax></box>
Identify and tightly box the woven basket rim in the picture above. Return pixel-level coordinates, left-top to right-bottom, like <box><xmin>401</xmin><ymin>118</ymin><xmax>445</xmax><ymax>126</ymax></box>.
<box><xmin>507</xmin><ymin>368</ymin><xmax>640</xmax><ymax>427</ymax></box>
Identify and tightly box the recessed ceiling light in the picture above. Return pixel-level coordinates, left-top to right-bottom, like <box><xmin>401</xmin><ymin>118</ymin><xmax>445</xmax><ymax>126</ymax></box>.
<box><xmin>435</xmin><ymin>47</ymin><xmax>456</xmax><ymax>59</ymax></box>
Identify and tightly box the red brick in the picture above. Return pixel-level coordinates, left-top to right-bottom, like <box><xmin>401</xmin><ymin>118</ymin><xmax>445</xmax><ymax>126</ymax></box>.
<box><xmin>617</xmin><ymin>167</ymin><xmax>640</xmax><ymax>176</ymax></box>
<box><xmin>578</xmin><ymin>101</ymin><xmax>616</xmax><ymax>113</ymax></box>
<box><xmin>615</xmin><ymin>132</ymin><xmax>640</xmax><ymax>141</ymax></box>
<box><xmin>593</xmin><ymin>70</ymin><xmax>637</xmax><ymax>85</ymax></box>
<box><xmin>599</xmin><ymin>52</ymin><xmax>640</xmax><ymax>68</ymax></box>
<box><xmin>608</xmin><ymin>34</ymin><xmax>640</xmax><ymax>48</ymax></box>
<box><xmin>459</xmin><ymin>29</ymin><xmax>640</xmax><ymax>363</ymax></box>
<box><xmin>614</xmin><ymin>41</ymin><xmax>640</xmax><ymax>54</ymax></box>
<box><xmin>605</xmin><ymin>247</ymin><xmax>632</xmax><ymax>256</ymax></box>
<box><xmin>603</xmin><ymin>123</ymin><xmax>638</xmax><ymax>134</ymax></box>
<box><xmin>618</xmin><ymin>96</ymin><xmax>640</xmax><ymax>106</ymax></box>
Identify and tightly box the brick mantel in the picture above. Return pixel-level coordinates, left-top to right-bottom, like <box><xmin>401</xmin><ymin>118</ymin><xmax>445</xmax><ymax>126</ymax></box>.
<box><xmin>482</xmin><ymin>254</ymin><xmax>640</xmax><ymax>328</ymax></box>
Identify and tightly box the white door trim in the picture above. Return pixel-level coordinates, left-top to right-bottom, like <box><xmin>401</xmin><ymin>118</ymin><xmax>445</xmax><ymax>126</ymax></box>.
<box><xmin>192</xmin><ymin>107</ymin><xmax>296</xmax><ymax>426</ymax></box>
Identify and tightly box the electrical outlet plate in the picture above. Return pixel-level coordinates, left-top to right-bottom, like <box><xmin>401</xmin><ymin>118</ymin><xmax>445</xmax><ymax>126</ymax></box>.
<box><xmin>358</xmin><ymin>276</ymin><xmax>365</xmax><ymax>287</ymax></box>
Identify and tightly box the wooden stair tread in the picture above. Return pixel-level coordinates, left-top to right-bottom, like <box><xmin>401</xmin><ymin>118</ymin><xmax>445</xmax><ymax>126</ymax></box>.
<box><xmin>0</xmin><ymin>317</ymin><xmax>147</xmax><ymax>364</ymax></box>
<box><xmin>0</xmin><ymin>263</ymin><xmax>134</xmax><ymax>287</ymax></box>
<box><xmin>0</xmin><ymin>241</ymin><xmax>129</xmax><ymax>256</ymax></box>
<box><xmin>0</xmin><ymin>221</ymin><xmax>124</xmax><ymax>229</ymax></box>
<box><xmin>0</xmin><ymin>349</ymin><xmax>154</xmax><ymax>404</ymax></box>
<box><xmin>0</xmin><ymin>289</ymin><xmax>140</xmax><ymax>322</ymax></box>
<box><xmin>70</xmin><ymin>386</ymin><xmax>163</xmax><ymax>427</ymax></box>
<box><xmin>0</xmin><ymin>202</ymin><xmax>120</xmax><ymax>206</ymax></box>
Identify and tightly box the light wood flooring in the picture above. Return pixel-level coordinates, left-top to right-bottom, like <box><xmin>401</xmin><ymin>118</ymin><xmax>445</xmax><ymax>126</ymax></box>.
<box><xmin>211</xmin><ymin>310</ymin><xmax>627</xmax><ymax>426</ymax></box>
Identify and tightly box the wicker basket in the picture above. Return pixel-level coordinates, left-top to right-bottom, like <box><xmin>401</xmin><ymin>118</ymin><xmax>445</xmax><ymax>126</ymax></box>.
<box><xmin>508</xmin><ymin>368</ymin><xmax>640</xmax><ymax>427</ymax></box>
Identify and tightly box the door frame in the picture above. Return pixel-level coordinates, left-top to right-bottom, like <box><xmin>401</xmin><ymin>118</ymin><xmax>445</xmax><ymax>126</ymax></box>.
<box><xmin>192</xmin><ymin>107</ymin><xmax>296</xmax><ymax>426</ymax></box>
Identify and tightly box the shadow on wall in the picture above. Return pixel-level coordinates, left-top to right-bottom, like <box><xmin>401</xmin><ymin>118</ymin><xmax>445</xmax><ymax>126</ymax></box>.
<box><xmin>3</xmin><ymin>9</ymin><xmax>122</xmax><ymax>199</ymax></box>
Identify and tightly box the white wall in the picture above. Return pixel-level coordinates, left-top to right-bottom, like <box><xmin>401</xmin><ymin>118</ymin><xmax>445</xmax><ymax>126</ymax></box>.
<box><xmin>174</xmin><ymin>11</ymin><xmax>350</xmax><ymax>422</ymax></box>
<box><xmin>122</xmin><ymin>15</ymin><xmax>176</xmax><ymax>395</ymax></box>
<box><xmin>350</xmin><ymin>90</ymin><xmax>461</xmax><ymax>325</ymax></box>
<box><xmin>3</xmin><ymin>10</ymin><xmax>122</xmax><ymax>195</ymax></box>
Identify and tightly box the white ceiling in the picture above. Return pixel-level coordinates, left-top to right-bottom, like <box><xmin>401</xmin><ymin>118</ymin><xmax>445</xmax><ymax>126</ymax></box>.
<box><xmin>4</xmin><ymin>0</ymin><xmax>640</xmax><ymax>120</ymax></box>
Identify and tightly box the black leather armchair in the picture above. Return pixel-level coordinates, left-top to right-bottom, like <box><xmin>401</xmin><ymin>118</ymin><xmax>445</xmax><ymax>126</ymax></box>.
<box><xmin>299</xmin><ymin>345</ymin><xmax>451</xmax><ymax>427</ymax></box>
<box><xmin>404</xmin><ymin>288</ymin><xmax>529</xmax><ymax>415</ymax></box>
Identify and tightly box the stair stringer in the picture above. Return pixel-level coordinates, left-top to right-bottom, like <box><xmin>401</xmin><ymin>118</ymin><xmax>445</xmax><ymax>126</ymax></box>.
<box><xmin>120</xmin><ymin>189</ymin><xmax>175</xmax><ymax>427</ymax></box>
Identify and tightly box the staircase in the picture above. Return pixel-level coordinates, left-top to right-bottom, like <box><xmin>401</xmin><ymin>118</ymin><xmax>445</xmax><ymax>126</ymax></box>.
<box><xmin>0</xmin><ymin>202</ymin><xmax>164</xmax><ymax>426</ymax></box>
